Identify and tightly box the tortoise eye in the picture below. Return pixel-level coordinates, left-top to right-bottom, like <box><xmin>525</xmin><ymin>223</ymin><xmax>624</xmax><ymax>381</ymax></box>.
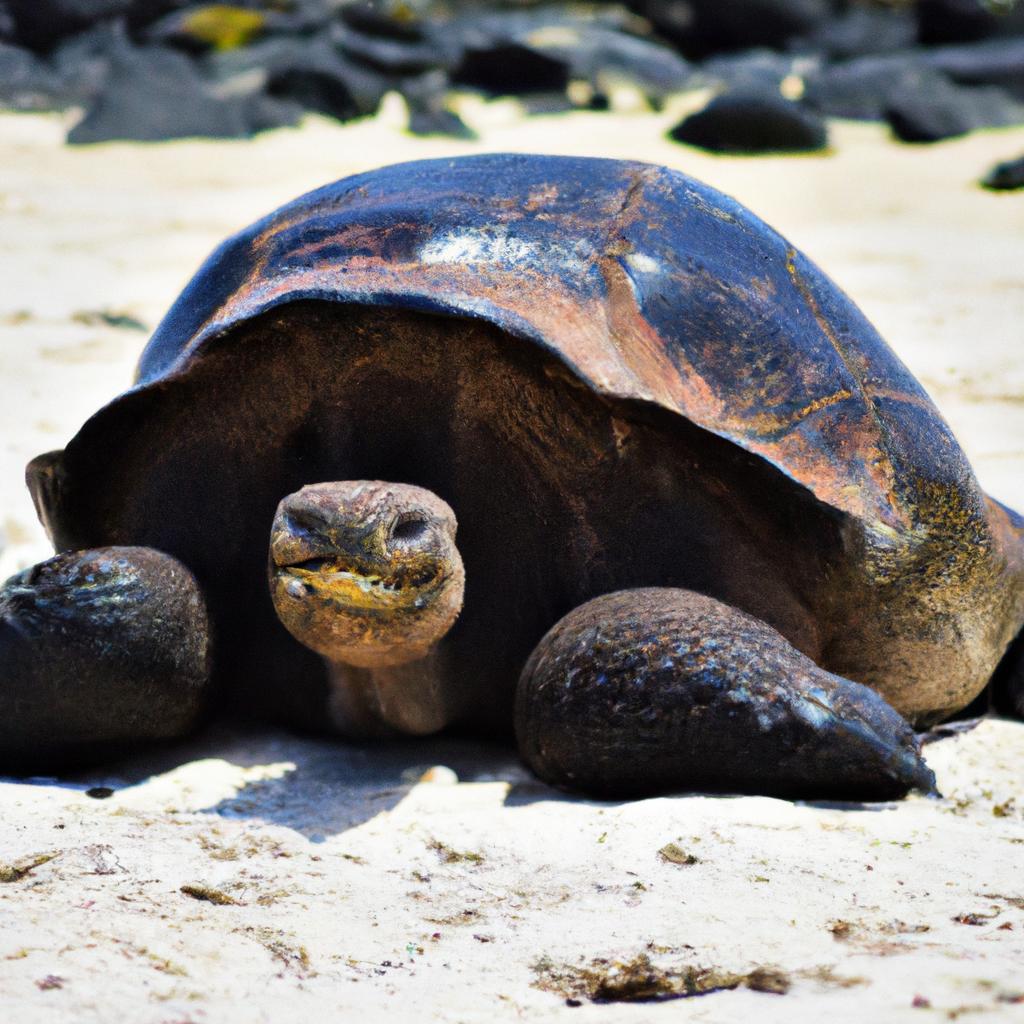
<box><xmin>391</xmin><ymin>516</ymin><xmax>430</xmax><ymax>544</ymax></box>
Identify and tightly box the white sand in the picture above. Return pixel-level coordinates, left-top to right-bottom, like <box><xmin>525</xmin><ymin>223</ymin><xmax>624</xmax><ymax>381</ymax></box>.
<box><xmin>0</xmin><ymin>101</ymin><xmax>1022</xmax><ymax>1022</ymax></box>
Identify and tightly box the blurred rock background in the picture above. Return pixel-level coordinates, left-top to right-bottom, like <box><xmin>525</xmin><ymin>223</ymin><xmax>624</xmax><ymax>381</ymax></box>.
<box><xmin>0</xmin><ymin>0</ymin><xmax>1022</xmax><ymax>178</ymax></box>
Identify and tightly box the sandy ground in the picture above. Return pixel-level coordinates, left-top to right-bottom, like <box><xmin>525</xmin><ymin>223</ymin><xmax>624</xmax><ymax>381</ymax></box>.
<box><xmin>0</xmin><ymin>96</ymin><xmax>1023</xmax><ymax>1022</ymax></box>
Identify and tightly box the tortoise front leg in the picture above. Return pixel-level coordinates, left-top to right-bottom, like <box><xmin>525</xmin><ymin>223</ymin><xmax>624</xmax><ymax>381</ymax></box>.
<box><xmin>516</xmin><ymin>588</ymin><xmax>936</xmax><ymax>801</ymax></box>
<box><xmin>0</xmin><ymin>547</ymin><xmax>210</xmax><ymax>773</ymax></box>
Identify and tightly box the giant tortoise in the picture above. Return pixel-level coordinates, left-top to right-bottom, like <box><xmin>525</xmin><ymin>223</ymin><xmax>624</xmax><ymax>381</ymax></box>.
<box><xmin>2</xmin><ymin>154</ymin><xmax>1022</xmax><ymax>798</ymax></box>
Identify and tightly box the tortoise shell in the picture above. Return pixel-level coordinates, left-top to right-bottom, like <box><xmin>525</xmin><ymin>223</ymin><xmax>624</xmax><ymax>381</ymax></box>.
<box><xmin>28</xmin><ymin>154</ymin><xmax>1024</xmax><ymax>730</ymax></box>
<box><xmin>138</xmin><ymin>153</ymin><xmax>967</xmax><ymax>528</ymax></box>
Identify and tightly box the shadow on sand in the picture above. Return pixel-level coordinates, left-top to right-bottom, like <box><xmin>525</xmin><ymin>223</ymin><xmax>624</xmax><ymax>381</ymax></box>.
<box><xmin>40</xmin><ymin>723</ymin><xmax>570</xmax><ymax>838</ymax></box>
<box><xmin>7</xmin><ymin>712</ymin><xmax>940</xmax><ymax>841</ymax></box>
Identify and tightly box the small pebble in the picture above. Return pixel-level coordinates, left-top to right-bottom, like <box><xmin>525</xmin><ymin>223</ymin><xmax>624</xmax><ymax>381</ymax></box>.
<box><xmin>982</xmin><ymin>153</ymin><xmax>1024</xmax><ymax>191</ymax></box>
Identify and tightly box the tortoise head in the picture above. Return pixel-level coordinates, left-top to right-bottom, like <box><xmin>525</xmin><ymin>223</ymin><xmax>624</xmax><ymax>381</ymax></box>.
<box><xmin>268</xmin><ymin>481</ymin><xmax>465</xmax><ymax>670</ymax></box>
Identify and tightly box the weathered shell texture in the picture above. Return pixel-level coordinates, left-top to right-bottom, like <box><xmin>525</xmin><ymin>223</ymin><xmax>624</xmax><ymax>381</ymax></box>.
<box><xmin>139</xmin><ymin>155</ymin><xmax>954</xmax><ymax>528</ymax></box>
<box><xmin>30</xmin><ymin>155</ymin><xmax>1024</xmax><ymax>729</ymax></box>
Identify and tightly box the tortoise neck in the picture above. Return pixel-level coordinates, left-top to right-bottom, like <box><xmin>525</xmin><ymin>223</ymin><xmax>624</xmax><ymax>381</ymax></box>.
<box><xmin>324</xmin><ymin>647</ymin><xmax>452</xmax><ymax>737</ymax></box>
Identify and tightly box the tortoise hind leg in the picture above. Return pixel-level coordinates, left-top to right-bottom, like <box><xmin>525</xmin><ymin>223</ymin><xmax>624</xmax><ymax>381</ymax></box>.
<box><xmin>0</xmin><ymin>547</ymin><xmax>211</xmax><ymax>773</ymax></box>
<box><xmin>515</xmin><ymin>588</ymin><xmax>936</xmax><ymax>801</ymax></box>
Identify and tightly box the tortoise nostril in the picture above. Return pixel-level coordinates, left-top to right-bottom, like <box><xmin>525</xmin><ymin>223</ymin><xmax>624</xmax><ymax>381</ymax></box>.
<box><xmin>391</xmin><ymin>517</ymin><xmax>430</xmax><ymax>544</ymax></box>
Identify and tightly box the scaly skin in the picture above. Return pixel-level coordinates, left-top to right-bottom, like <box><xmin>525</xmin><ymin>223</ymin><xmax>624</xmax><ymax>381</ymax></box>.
<box><xmin>515</xmin><ymin>588</ymin><xmax>937</xmax><ymax>800</ymax></box>
<box><xmin>0</xmin><ymin>547</ymin><xmax>210</xmax><ymax>771</ymax></box>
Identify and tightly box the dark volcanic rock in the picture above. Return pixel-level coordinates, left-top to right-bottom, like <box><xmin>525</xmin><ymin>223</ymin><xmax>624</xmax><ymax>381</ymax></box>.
<box><xmin>0</xmin><ymin>3</ymin><xmax>15</xmax><ymax>41</ymax></box>
<box><xmin>919</xmin><ymin>38</ymin><xmax>1024</xmax><ymax>102</ymax></box>
<box><xmin>279</xmin><ymin>50</ymin><xmax>390</xmax><ymax>119</ymax></box>
<box><xmin>917</xmin><ymin>0</ymin><xmax>1024</xmax><ymax>46</ymax></box>
<box><xmin>67</xmin><ymin>42</ymin><xmax>253</xmax><ymax>143</ymax></box>
<box><xmin>9</xmin><ymin>0</ymin><xmax>1020</xmax><ymax>154</ymax></box>
<box><xmin>206</xmin><ymin>35</ymin><xmax>391</xmax><ymax>120</ymax></box>
<box><xmin>407</xmin><ymin>103</ymin><xmax>476</xmax><ymax>138</ymax></box>
<box><xmin>440</xmin><ymin>8</ymin><xmax>692</xmax><ymax>102</ymax></box>
<box><xmin>265</xmin><ymin>67</ymin><xmax>361</xmax><ymax>121</ymax></box>
<box><xmin>6</xmin><ymin>0</ymin><xmax>186</xmax><ymax>51</ymax></box>
<box><xmin>781</xmin><ymin>37</ymin><xmax>1024</xmax><ymax>123</ymax></box>
<box><xmin>452</xmin><ymin>41</ymin><xmax>569</xmax><ymax>95</ymax></box>
<box><xmin>520</xmin><ymin>89</ymin><xmax>577</xmax><ymax>114</ymax></box>
<box><xmin>804</xmin><ymin>59</ymin><xmax>952</xmax><ymax>121</ymax></box>
<box><xmin>803</xmin><ymin>46</ymin><xmax>1024</xmax><ymax>138</ymax></box>
<box><xmin>701</xmin><ymin>48</ymin><xmax>817</xmax><ymax>93</ymax></box>
<box><xmin>516</xmin><ymin>23</ymin><xmax>693</xmax><ymax>100</ymax></box>
<box><xmin>333</xmin><ymin>21</ymin><xmax>456</xmax><ymax>75</ymax></box>
<box><xmin>981</xmin><ymin>152</ymin><xmax>1024</xmax><ymax>190</ymax></box>
<box><xmin>146</xmin><ymin>5</ymin><xmax>267</xmax><ymax>54</ymax></box>
<box><xmin>146</xmin><ymin>3</ymin><xmax>326</xmax><ymax>55</ymax></box>
<box><xmin>402</xmin><ymin>65</ymin><xmax>474</xmax><ymax>137</ymax></box>
<box><xmin>243</xmin><ymin>91</ymin><xmax>304</xmax><ymax>133</ymax></box>
<box><xmin>669</xmin><ymin>89</ymin><xmax>828</xmax><ymax>152</ymax></box>
<box><xmin>339</xmin><ymin>0</ymin><xmax>435</xmax><ymax>41</ymax></box>
<box><xmin>51</xmin><ymin>20</ymin><xmax>126</xmax><ymax>105</ymax></box>
<box><xmin>641</xmin><ymin>0</ymin><xmax>835</xmax><ymax>55</ymax></box>
<box><xmin>886</xmin><ymin>77</ymin><xmax>1024</xmax><ymax>142</ymax></box>
<box><xmin>7</xmin><ymin>0</ymin><xmax>131</xmax><ymax>50</ymax></box>
<box><xmin>626</xmin><ymin>0</ymin><xmax>696</xmax><ymax>45</ymax></box>
<box><xmin>0</xmin><ymin>41</ymin><xmax>66</xmax><ymax>109</ymax></box>
<box><xmin>795</xmin><ymin>4</ymin><xmax>916</xmax><ymax>61</ymax></box>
